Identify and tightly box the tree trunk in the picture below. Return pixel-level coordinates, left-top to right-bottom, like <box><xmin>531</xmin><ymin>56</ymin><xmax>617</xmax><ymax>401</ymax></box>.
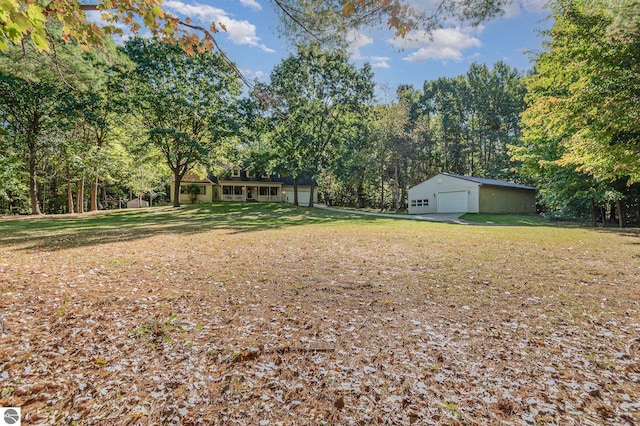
<box><xmin>590</xmin><ymin>199</ymin><xmax>597</xmax><ymax>227</ymax></box>
<box><xmin>40</xmin><ymin>181</ymin><xmax>46</xmax><ymax>214</ymax></box>
<box><xmin>293</xmin><ymin>178</ymin><xmax>299</xmax><ymax>206</ymax></box>
<box><xmin>380</xmin><ymin>160</ymin><xmax>384</xmax><ymax>212</ymax></box>
<box><xmin>616</xmin><ymin>199</ymin><xmax>626</xmax><ymax>228</ymax></box>
<box><xmin>172</xmin><ymin>170</ymin><xmax>184</xmax><ymax>208</ymax></box>
<box><xmin>28</xmin><ymin>145</ymin><xmax>41</xmax><ymax>215</ymax></box>
<box><xmin>77</xmin><ymin>177</ymin><xmax>85</xmax><ymax>214</ymax></box>
<box><xmin>357</xmin><ymin>182</ymin><xmax>365</xmax><ymax>209</ymax></box>
<box><xmin>308</xmin><ymin>179</ymin><xmax>314</xmax><ymax>207</ymax></box>
<box><xmin>66</xmin><ymin>167</ymin><xmax>74</xmax><ymax>214</ymax></box>
<box><xmin>89</xmin><ymin>177</ymin><xmax>99</xmax><ymax>211</ymax></box>
<box><xmin>394</xmin><ymin>158</ymin><xmax>399</xmax><ymax>213</ymax></box>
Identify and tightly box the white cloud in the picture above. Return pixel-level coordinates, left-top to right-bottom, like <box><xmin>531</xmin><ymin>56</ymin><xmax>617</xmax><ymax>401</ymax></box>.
<box><xmin>345</xmin><ymin>29</ymin><xmax>373</xmax><ymax>60</ymax></box>
<box><xmin>501</xmin><ymin>2</ymin><xmax>524</xmax><ymax>19</ymax></box>
<box><xmin>345</xmin><ymin>30</ymin><xmax>390</xmax><ymax>69</ymax></box>
<box><xmin>240</xmin><ymin>69</ymin><xmax>266</xmax><ymax>80</ymax></box>
<box><xmin>164</xmin><ymin>1</ymin><xmax>274</xmax><ymax>53</ymax></box>
<box><xmin>502</xmin><ymin>0</ymin><xmax>549</xmax><ymax>18</ymax></box>
<box><xmin>239</xmin><ymin>0</ymin><xmax>262</xmax><ymax>10</ymax></box>
<box><xmin>370</xmin><ymin>56</ymin><xmax>390</xmax><ymax>69</ymax></box>
<box><xmin>521</xmin><ymin>0</ymin><xmax>548</xmax><ymax>13</ymax></box>
<box><xmin>387</xmin><ymin>29</ymin><xmax>431</xmax><ymax>50</ymax></box>
<box><xmin>388</xmin><ymin>27</ymin><xmax>482</xmax><ymax>63</ymax></box>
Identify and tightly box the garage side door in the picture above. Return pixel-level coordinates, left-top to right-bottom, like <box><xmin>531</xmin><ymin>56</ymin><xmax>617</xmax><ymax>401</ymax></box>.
<box><xmin>437</xmin><ymin>191</ymin><xmax>467</xmax><ymax>213</ymax></box>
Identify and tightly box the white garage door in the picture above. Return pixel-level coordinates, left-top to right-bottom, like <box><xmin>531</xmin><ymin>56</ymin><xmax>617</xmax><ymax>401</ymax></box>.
<box><xmin>297</xmin><ymin>192</ymin><xmax>310</xmax><ymax>205</ymax></box>
<box><xmin>437</xmin><ymin>191</ymin><xmax>468</xmax><ymax>213</ymax></box>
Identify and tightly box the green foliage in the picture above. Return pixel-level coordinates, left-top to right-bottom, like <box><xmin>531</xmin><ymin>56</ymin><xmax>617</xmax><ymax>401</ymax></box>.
<box><xmin>122</xmin><ymin>37</ymin><xmax>241</xmax><ymax>207</ymax></box>
<box><xmin>523</xmin><ymin>0</ymin><xmax>639</xmax><ymax>184</ymax></box>
<box><xmin>0</xmin><ymin>133</ymin><xmax>27</xmax><ymax>213</ymax></box>
<box><xmin>186</xmin><ymin>183</ymin><xmax>202</xmax><ymax>203</ymax></box>
<box><xmin>515</xmin><ymin>0</ymin><xmax>640</xmax><ymax>222</ymax></box>
<box><xmin>265</xmin><ymin>44</ymin><xmax>375</xmax><ymax>206</ymax></box>
<box><xmin>0</xmin><ymin>0</ymin><xmax>215</xmax><ymax>55</ymax></box>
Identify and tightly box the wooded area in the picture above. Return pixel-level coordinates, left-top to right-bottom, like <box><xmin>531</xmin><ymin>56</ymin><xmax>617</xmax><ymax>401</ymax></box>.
<box><xmin>0</xmin><ymin>0</ymin><xmax>638</xmax><ymax>225</ymax></box>
<box><xmin>1</xmin><ymin>2</ymin><xmax>639</xmax><ymax>424</ymax></box>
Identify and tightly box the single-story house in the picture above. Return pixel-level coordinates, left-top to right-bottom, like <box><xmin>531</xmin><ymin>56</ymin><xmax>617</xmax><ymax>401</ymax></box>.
<box><xmin>170</xmin><ymin>166</ymin><xmax>318</xmax><ymax>205</ymax></box>
<box><xmin>408</xmin><ymin>173</ymin><xmax>536</xmax><ymax>214</ymax></box>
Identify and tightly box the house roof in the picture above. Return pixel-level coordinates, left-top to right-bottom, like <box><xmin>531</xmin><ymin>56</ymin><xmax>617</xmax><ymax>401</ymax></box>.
<box><xmin>180</xmin><ymin>167</ymin><xmax>315</xmax><ymax>187</ymax></box>
<box><xmin>442</xmin><ymin>173</ymin><xmax>536</xmax><ymax>190</ymax></box>
<box><xmin>177</xmin><ymin>171</ymin><xmax>215</xmax><ymax>184</ymax></box>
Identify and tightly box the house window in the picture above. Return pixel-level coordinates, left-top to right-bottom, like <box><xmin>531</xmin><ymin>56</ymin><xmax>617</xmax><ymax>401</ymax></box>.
<box><xmin>411</xmin><ymin>199</ymin><xmax>429</xmax><ymax>207</ymax></box>
<box><xmin>232</xmin><ymin>167</ymin><xmax>240</xmax><ymax>177</ymax></box>
<box><xmin>270</xmin><ymin>187</ymin><xmax>279</xmax><ymax>196</ymax></box>
<box><xmin>259</xmin><ymin>187</ymin><xmax>268</xmax><ymax>196</ymax></box>
<box><xmin>246</xmin><ymin>167</ymin><xmax>255</xmax><ymax>178</ymax></box>
<box><xmin>223</xmin><ymin>186</ymin><xmax>232</xmax><ymax>195</ymax></box>
<box><xmin>234</xmin><ymin>186</ymin><xmax>243</xmax><ymax>195</ymax></box>
<box><xmin>180</xmin><ymin>185</ymin><xmax>206</xmax><ymax>195</ymax></box>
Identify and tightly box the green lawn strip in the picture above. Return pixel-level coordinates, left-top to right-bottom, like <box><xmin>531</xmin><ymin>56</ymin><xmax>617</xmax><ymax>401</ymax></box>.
<box><xmin>460</xmin><ymin>213</ymin><xmax>555</xmax><ymax>226</ymax></box>
<box><xmin>0</xmin><ymin>203</ymin><xmax>400</xmax><ymax>250</ymax></box>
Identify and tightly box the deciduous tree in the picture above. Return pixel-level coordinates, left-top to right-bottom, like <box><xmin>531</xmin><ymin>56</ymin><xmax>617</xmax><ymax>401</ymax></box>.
<box><xmin>522</xmin><ymin>0</ymin><xmax>640</xmax><ymax>185</ymax></box>
<box><xmin>266</xmin><ymin>44</ymin><xmax>374</xmax><ymax>206</ymax></box>
<box><xmin>122</xmin><ymin>37</ymin><xmax>241</xmax><ymax>207</ymax></box>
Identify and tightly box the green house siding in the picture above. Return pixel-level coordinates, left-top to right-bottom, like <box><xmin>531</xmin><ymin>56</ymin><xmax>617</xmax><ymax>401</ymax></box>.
<box><xmin>479</xmin><ymin>186</ymin><xmax>536</xmax><ymax>213</ymax></box>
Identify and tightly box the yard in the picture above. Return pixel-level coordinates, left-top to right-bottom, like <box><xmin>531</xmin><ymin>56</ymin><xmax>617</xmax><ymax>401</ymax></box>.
<box><xmin>0</xmin><ymin>203</ymin><xmax>638</xmax><ymax>425</ymax></box>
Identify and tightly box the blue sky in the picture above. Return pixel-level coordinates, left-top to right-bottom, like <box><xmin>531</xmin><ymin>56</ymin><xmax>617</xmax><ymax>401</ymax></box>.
<box><xmin>120</xmin><ymin>1</ymin><xmax>553</xmax><ymax>99</ymax></box>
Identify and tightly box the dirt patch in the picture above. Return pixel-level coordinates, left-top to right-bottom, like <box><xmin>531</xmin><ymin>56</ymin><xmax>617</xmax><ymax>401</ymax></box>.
<box><xmin>0</xmin><ymin>211</ymin><xmax>639</xmax><ymax>425</ymax></box>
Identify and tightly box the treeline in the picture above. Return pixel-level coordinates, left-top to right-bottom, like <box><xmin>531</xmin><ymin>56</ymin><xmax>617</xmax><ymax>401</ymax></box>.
<box><xmin>0</xmin><ymin>35</ymin><xmax>241</xmax><ymax>214</ymax></box>
<box><xmin>1</xmin><ymin>0</ymin><xmax>638</xmax><ymax>226</ymax></box>
<box><xmin>317</xmin><ymin>62</ymin><xmax>526</xmax><ymax>211</ymax></box>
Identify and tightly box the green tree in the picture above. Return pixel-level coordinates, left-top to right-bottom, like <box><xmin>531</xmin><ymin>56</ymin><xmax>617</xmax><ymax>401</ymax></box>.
<box><xmin>373</xmin><ymin>99</ymin><xmax>412</xmax><ymax>212</ymax></box>
<box><xmin>523</xmin><ymin>0</ymin><xmax>639</xmax><ymax>184</ymax></box>
<box><xmin>517</xmin><ymin>0</ymin><xmax>640</xmax><ymax>225</ymax></box>
<box><xmin>0</xmin><ymin>130</ymin><xmax>26</xmax><ymax>213</ymax></box>
<box><xmin>0</xmin><ymin>0</ymin><xmax>224</xmax><ymax>54</ymax></box>
<box><xmin>266</xmin><ymin>44</ymin><xmax>374</xmax><ymax>206</ymax></box>
<box><xmin>122</xmin><ymin>37</ymin><xmax>241</xmax><ymax>207</ymax></box>
<box><xmin>0</xmin><ymin>31</ymin><xmax>129</xmax><ymax>214</ymax></box>
<box><xmin>466</xmin><ymin>62</ymin><xmax>526</xmax><ymax>177</ymax></box>
<box><xmin>0</xmin><ymin>73</ymin><xmax>67</xmax><ymax>214</ymax></box>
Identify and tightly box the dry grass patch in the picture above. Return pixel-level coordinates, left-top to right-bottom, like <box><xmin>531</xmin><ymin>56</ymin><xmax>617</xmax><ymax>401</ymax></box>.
<box><xmin>0</xmin><ymin>204</ymin><xmax>639</xmax><ymax>425</ymax></box>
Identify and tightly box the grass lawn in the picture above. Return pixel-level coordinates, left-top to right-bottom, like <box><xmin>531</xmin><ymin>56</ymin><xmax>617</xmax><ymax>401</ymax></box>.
<box><xmin>460</xmin><ymin>213</ymin><xmax>554</xmax><ymax>226</ymax></box>
<box><xmin>0</xmin><ymin>203</ymin><xmax>639</xmax><ymax>425</ymax></box>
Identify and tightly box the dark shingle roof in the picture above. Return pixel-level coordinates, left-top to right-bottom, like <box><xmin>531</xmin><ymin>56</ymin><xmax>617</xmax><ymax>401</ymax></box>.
<box><xmin>443</xmin><ymin>173</ymin><xmax>536</xmax><ymax>190</ymax></box>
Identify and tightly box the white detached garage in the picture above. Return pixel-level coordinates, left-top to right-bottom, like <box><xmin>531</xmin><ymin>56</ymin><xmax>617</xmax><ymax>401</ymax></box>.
<box><xmin>408</xmin><ymin>173</ymin><xmax>536</xmax><ymax>214</ymax></box>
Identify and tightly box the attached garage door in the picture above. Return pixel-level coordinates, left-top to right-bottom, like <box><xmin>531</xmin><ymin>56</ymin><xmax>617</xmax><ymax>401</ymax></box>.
<box><xmin>437</xmin><ymin>191</ymin><xmax>468</xmax><ymax>213</ymax></box>
<box><xmin>296</xmin><ymin>191</ymin><xmax>310</xmax><ymax>206</ymax></box>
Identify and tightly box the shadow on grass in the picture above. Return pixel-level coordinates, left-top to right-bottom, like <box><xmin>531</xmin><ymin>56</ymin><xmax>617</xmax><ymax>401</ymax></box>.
<box><xmin>460</xmin><ymin>213</ymin><xmax>574</xmax><ymax>227</ymax></box>
<box><xmin>0</xmin><ymin>203</ymin><xmax>382</xmax><ymax>253</ymax></box>
<box><xmin>595</xmin><ymin>227</ymin><xmax>640</xmax><ymax>242</ymax></box>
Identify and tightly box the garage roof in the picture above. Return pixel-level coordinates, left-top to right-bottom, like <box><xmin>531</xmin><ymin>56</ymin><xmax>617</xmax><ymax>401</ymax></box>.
<box><xmin>443</xmin><ymin>173</ymin><xmax>536</xmax><ymax>190</ymax></box>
